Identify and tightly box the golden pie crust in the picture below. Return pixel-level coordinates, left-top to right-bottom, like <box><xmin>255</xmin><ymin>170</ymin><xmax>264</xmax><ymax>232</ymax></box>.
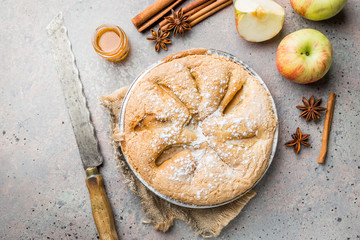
<box><xmin>120</xmin><ymin>49</ymin><xmax>277</xmax><ymax>205</ymax></box>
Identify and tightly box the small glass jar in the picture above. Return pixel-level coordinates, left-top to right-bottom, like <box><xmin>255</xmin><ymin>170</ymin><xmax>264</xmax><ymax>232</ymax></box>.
<box><xmin>91</xmin><ymin>24</ymin><xmax>130</xmax><ymax>62</ymax></box>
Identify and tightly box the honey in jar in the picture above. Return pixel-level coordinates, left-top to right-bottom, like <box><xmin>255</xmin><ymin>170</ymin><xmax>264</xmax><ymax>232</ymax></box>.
<box><xmin>92</xmin><ymin>24</ymin><xmax>130</xmax><ymax>62</ymax></box>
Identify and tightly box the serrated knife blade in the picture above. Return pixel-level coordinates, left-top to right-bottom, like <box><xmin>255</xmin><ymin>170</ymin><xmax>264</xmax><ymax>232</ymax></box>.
<box><xmin>46</xmin><ymin>13</ymin><xmax>102</xmax><ymax>169</ymax></box>
<box><xmin>47</xmin><ymin>12</ymin><xmax>119</xmax><ymax>240</ymax></box>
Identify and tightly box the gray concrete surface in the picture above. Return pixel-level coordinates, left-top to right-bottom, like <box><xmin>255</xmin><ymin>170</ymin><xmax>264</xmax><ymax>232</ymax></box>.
<box><xmin>1</xmin><ymin>0</ymin><xmax>359</xmax><ymax>239</ymax></box>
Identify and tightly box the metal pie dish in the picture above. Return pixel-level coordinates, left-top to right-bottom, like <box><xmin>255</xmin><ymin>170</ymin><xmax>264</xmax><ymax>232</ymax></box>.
<box><xmin>119</xmin><ymin>49</ymin><xmax>279</xmax><ymax>209</ymax></box>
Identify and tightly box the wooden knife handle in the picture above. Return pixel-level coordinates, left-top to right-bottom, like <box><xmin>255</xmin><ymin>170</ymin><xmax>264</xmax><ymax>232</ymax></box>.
<box><xmin>85</xmin><ymin>167</ymin><xmax>119</xmax><ymax>240</ymax></box>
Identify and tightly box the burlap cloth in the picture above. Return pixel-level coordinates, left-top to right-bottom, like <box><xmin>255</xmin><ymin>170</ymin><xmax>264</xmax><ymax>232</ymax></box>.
<box><xmin>100</xmin><ymin>86</ymin><xmax>256</xmax><ymax>238</ymax></box>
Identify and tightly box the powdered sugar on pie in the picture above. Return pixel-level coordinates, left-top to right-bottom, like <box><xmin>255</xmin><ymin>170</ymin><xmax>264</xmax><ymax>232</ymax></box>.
<box><xmin>120</xmin><ymin>50</ymin><xmax>277</xmax><ymax>205</ymax></box>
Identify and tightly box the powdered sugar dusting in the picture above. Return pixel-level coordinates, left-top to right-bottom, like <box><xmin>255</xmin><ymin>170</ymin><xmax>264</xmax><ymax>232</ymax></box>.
<box><xmin>168</xmin><ymin>154</ymin><xmax>196</xmax><ymax>182</ymax></box>
<box><xmin>191</xmin><ymin>124</ymin><xmax>208</xmax><ymax>148</ymax></box>
<box><xmin>123</xmin><ymin>53</ymin><xmax>277</xmax><ymax>205</ymax></box>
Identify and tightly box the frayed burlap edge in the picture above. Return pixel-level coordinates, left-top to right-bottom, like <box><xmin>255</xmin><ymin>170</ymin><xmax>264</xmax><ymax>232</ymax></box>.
<box><xmin>100</xmin><ymin>86</ymin><xmax>256</xmax><ymax>238</ymax></box>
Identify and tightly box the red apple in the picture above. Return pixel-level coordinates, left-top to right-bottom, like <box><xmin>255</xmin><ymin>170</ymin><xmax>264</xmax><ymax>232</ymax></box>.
<box><xmin>276</xmin><ymin>29</ymin><xmax>333</xmax><ymax>84</ymax></box>
<box><xmin>290</xmin><ymin>0</ymin><xmax>347</xmax><ymax>21</ymax></box>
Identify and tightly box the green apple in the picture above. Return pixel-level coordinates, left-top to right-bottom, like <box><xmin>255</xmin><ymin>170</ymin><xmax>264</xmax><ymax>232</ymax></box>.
<box><xmin>290</xmin><ymin>0</ymin><xmax>347</xmax><ymax>21</ymax></box>
<box><xmin>234</xmin><ymin>0</ymin><xmax>285</xmax><ymax>42</ymax></box>
<box><xmin>276</xmin><ymin>29</ymin><xmax>333</xmax><ymax>84</ymax></box>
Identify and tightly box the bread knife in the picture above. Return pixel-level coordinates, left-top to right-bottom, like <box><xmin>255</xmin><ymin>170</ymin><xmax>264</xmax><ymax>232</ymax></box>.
<box><xmin>47</xmin><ymin>12</ymin><xmax>119</xmax><ymax>240</ymax></box>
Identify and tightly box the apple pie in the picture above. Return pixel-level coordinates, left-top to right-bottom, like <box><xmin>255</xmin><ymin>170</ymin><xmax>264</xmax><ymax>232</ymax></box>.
<box><xmin>119</xmin><ymin>49</ymin><xmax>277</xmax><ymax>205</ymax></box>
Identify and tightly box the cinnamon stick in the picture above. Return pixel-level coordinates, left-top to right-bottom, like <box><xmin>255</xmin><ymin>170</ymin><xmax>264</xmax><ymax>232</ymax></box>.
<box><xmin>159</xmin><ymin>0</ymin><xmax>216</xmax><ymax>31</ymax></box>
<box><xmin>185</xmin><ymin>0</ymin><xmax>216</xmax><ymax>17</ymax></box>
<box><xmin>318</xmin><ymin>93</ymin><xmax>336</xmax><ymax>164</ymax></box>
<box><xmin>189</xmin><ymin>0</ymin><xmax>232</xmax><ymax>27</ymax></box>
<box><xmin>183</xmin><ymin>0</ymin><xmax>213</xmax><ymax>13</ymax></box>
<box><xmin>187</xmin><ymin>0</ymin><xmax>231</xmax><ymax>23</ymax></box>
<box><xmin>159</xmin><ymin>0</ymin><xmax>214</xmax><ymax>28</ymax></box>
<box><xmin>131</xmin><ymin>0</ymin><xmax>177</xmax><ymax>29</ymax></box>
<box><xmin>138</xmin><ymin>0</ymin><xmax>184</xmax><ymax>32</ymax></box>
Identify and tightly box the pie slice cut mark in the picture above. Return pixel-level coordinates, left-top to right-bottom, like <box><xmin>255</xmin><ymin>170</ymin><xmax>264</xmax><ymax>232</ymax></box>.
<box><xmin>188</xmin><ymin>68</ymin><xmax>201</xmax><ymax>94</ymax></box>
<box><xmin>155</xmin><ymin>145</ymin><xmax>186</xmax><ymax>166</ymax></box>
<box><xmin>134</xmin><ymin>114</ymin><xmax>167</xmax><ymax>131</ymax></box>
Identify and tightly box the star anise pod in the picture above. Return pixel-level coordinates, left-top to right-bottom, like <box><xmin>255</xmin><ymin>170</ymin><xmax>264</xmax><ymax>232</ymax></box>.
<box><xmin>164</xmin><ymin>8</ymin><xmax>191</xmax><ymax>37</ymax></box>
<box><xmin>296</xmin><ymin>96</ymin><xmax>327</xmax><ymax>122</ymax></box>
<box><xmin>146</xmin><ymin>28</ymin><xmax>171</xmax><ymax>52</ymax></box>
<box><xmin>285</xmin><ymin>128</ymin><xmax>311</xmax><ymax>154</ymax></box>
